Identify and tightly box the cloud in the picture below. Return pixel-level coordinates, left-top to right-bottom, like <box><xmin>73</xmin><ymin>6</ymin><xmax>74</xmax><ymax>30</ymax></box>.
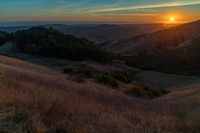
<box><xmin>87</xmin><ymin>1</ymin><xmax>200</xmax><ymax>13</ymax></box>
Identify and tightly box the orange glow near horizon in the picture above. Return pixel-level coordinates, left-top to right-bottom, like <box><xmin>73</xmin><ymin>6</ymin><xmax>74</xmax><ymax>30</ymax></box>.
<box><xmin>162</xmin><ymin>14</ymin><xmax>182</xmax><ymax>24</ymax></box>
<box><xmin>161</xmin><ymin>13</ymin><xmax>199</xmax><ymax>25</ymax></box>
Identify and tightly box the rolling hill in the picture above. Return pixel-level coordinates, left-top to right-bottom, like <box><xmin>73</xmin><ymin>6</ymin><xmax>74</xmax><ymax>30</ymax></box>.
<box><xmin>100</xmin><ymin>20</ymin><xmax>200</xmax><ymax>76</ymax></box>
<box><xmin>0</xmin><ymin>21</ymin><xmax>200</xmax><ymax>132</ymax></box>
<box><xmin>101</xmin><ymin>20</ymin><xmax>200</xmax><ymax>53</ymax></box>
<box><xmin>45</xmin><ymin>24</ymin><xmax>166</xmax><ymax>44</ymax></box>
<box><xmin>0</xmin><ymin>24</ymin><xmax>165</xmax><ymax>44</ymax></box>
<box><xmin>0</xmin><ymin>55</ymin><xmax>200</xmax><ymax>132</ymax></box>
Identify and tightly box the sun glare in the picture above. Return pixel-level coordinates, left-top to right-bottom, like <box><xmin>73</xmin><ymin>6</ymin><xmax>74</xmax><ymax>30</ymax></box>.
<box><xmin>164</xmin><ymin>15</ymin><xmax>178</xmax><ymax>24</ymax></box>
<box><xmin>170</xmin><ymin>17</ymin><xmax>175</xmax><ymax>22</ymax></box>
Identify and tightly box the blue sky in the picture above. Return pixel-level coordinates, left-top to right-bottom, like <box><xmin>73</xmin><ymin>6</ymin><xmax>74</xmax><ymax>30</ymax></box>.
<box><xmin>0</xmin><ymin>0</ymin><xmax>200</xmax><ymax>23</ymax></box>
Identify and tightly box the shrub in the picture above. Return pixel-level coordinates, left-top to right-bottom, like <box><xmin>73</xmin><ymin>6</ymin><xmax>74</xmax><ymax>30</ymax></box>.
<box><xmin>126</xmin><ymin>86</ymin><xmax>168</xmax><ymax>99</ymax></box>
<box><xmin>0</xmin><ymin>31</ymin><xmax>8</xmax><ymax>45</ymax></box>
<box><xmin>76</xmin><ymin>66</ymin><xmax>94</xmax><ymax>78</ymax></box>
<box><xmin>63</xmin><ymin>66</ymin><xmax>97</xmax><ymax>78</ymax></box>
<box><xmin>95</xmin><ymin>74</ymin><xmax>118</xmax><ymax>88</ymax></box>
<box><xmin>111</xmin><ymin>70</ymin><xmax>135</xmax><ymax>83</ymax></box>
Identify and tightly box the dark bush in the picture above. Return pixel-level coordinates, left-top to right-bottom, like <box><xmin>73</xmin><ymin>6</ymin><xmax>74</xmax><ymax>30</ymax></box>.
<box><xmin>63</xmin><ymin>65</ymin><xmax>97</xmax><ymax>78</ymax></box>
<box><xmin>111</xmin><ymin>70</ymin><xmax>135</xmax><ymax>83</ymax></box>
<box><xmin>126</xmin><ymin>86</ymin><xmax>168</xmax><ymax>99</ymax></box>
<box><xmin>0</xmin><ymin>31</ymin><xmax>8</xmax><ymax>45</ymax></box>
<box><xmin>95</xmin><ymin>74</ymin><xmax>118</xmax><ymax>88</ymax></box>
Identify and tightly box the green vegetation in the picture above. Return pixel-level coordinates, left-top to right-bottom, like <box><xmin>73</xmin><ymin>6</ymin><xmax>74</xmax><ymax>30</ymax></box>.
<box><xmin>110</xmin><ymin>70</ymin><xmax>135</xmax><ymax>83</ymax></box>
<box><xmin>63</xmin><ymin>65</ymin><xmax>97</xmax><ymax>78</ymax></box>
<box><xmin>3</xmin><ymin>27</ymin><xmax>113</xmax><ymax>62</ymax></box>
<box><xmin>126</xmin><ymin>86</ymin><xmax>168</xmax><ymax>99</ymax></box>
<box><xmin>62</xmin><ymin>65</ymin><xmax>136</xmax><ymax>88</ymax></box>
<box><xmin>0</xmin><ymin>31</ymin><xmax>8</xmax><ymax>45</ymax></box>
<box><xmin>95</xmin><ymin>74</ymin><xmax>119</xmax><ymax>88</ymax></box>
<box><xmin>0</xmin><ymin>42</ymin><xmax>15</xmax><ymax>53</ymax></box>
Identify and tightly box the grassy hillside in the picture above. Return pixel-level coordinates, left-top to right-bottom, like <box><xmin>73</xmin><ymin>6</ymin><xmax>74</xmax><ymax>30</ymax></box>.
<box><xmin>99</xmin><ymin>20</ymin><xmax>200</xmax><ymax>56</ymax></box>
<box><xmin>126</xmin><ymin>24</ymin><xmax>198</xmax><ymax>52</ymax></box>
<box><xmin>0</xmin><ymin>55</ymin><xmax>200</xmax><ymax>132</ymax></box>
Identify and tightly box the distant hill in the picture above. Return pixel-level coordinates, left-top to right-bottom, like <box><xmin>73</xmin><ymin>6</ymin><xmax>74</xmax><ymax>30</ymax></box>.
<box><xmin>0</xmin><ymin>24</ymin><xmax>165</xmax><ymax>43</ymax></box>
<box><xmin>45</xmin><ymin>24</ymin><xmax>165</xmax><ymax>43</ymax></box>
<box><xmin>119</xmin><ymin>20</ymin><xmax>200</xmax><ymax>75</ymax></box>
<box><xmin>126</xmin><ymin>20</ymin><xmax>200</xmax><ymax>53</ymax></box>
<box><xmin>102</xmin><ymin>20</ymin><xmax>200</xmax><ymax>53</ymax></box>
<box><xmin>0</xmin><ymin>26</ymin><xmax>30</xmax><ymax>33</ymax></box>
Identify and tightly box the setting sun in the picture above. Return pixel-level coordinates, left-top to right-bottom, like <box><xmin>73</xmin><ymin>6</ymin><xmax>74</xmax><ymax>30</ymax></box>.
<box><xmin>170</xmin><ymin>17</ymin><xmax>175</xmax><ymax>22</ymax></box>
<box><xmin>164</xmin><ymin>15</ymin><xmax>179</xmax><ymax>24</ymax></box>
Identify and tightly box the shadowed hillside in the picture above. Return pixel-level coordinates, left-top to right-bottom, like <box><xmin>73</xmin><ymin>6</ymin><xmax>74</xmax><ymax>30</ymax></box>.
<box><xmin>109</xmin><ymin>20</ymin><xmax>200</xmax><ymax>76</ymax></box>
<box><xmin>123</xmin><ymin>35</ymin><xmax>200</xmax><ymax>76</ymax></box>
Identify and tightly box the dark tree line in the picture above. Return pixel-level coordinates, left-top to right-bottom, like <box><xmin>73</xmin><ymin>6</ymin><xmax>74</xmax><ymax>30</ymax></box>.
<box><xmin>0</xmin><ymin>31</ymin><xmax>8</xmax><ymax>45</ymax></box>
<box><xmin>2</xmin><ymin>27</ymin><xmax>114</xmax><ymax>62</ymax></box>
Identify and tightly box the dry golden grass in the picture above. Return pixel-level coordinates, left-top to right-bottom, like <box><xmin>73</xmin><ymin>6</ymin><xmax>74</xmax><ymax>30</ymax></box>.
<box><xmin>0</xmin><ymin>55</ymin><xmax>200</xmax><ymax>133</ymax></box>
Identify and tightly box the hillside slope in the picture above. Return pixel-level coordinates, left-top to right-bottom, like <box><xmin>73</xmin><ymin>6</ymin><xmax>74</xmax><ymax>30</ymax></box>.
<box><xmin>102</xmin><ymin>20</ymin><xmax>200</xmax><ymax>53</ymax></box>
<box><xmin>0</xmin><ymin>55</ymin><xmax>200</xmax><ymax>132</ymax></box>
<box><xmin>127</xmin><ymin>20</ymin><xmax>200</xmax><ymax>52</ymax></box>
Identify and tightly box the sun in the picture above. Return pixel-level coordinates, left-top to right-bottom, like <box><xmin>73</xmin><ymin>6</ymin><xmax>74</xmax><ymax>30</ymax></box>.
<box><xmin>165</xmin><ymin>16</ymin><xmax>176</xmax><ymax>24</ymax></box>
<box><xmin>170</xmin><ymin>17</ymin><xmax>175</xmax><ymax>22</ymax></box>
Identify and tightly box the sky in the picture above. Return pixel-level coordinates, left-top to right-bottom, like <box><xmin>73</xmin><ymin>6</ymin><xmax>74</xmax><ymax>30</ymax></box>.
<box><xmin>0</xmin><ymin>0</ymin><xmax>200</xmax><ymax>24</ymax></box>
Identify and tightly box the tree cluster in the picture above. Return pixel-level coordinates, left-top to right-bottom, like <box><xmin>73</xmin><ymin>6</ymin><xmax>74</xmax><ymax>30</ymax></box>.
<box><xmin>8</xmin><ymin>27</ymin><xmax>113</xmax><ymax>62</ymax></box>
